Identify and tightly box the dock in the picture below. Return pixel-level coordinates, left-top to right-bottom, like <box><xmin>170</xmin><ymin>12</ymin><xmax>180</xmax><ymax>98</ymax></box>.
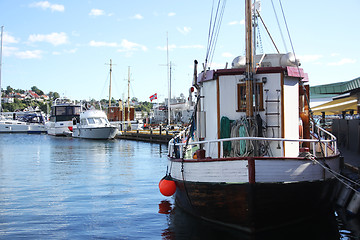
<box><xmin>116</xmin><ymin>129</ymin><xmax>175</xmax><ymax>144</ymax></box>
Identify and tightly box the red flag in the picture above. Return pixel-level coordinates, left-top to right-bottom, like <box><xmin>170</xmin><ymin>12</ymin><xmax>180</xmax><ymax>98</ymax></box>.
<box><xmin>150</xmin><ymin>93</ymin><xmax>157</xmax><ymax>102</ymax></box>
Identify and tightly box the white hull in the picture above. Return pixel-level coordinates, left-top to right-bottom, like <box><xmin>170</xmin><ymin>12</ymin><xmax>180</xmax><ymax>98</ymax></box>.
<box><xmin>46</xmin><ymin>121</ymin><xmax>73</xmax><ymax>136</ymax></box>
<box><xmin>0</xmin><ymin>121</ymin><xmax>46</xmax><ymax>133</ymax></box>
<box><xmin>72</xmin><ymin>126</ymin><xmax>117</xmax><ymax>139</ymax></box>
<box><xmin>169</xmin><ymin>156</ymin><xmax>340</xmax><ymax>184</ymax></box>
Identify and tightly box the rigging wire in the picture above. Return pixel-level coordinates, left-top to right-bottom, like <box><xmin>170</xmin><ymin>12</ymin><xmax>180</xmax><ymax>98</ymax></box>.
<box><xmin>278</xmin><ymin>0</ymin><xmax>347</xmax><ymax>192</ymax></box>
<box><xmin>271</xmin><ymin>0</ymin><xmax>287</xmax><ymax>52</ymax></box>
<box><xmin>205</xmin><ymin>0</ymin><xmax>227</xmax><ymax>70</ymax></box>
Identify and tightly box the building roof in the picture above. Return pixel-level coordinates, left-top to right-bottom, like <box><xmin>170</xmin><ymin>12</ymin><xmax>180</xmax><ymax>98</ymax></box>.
<box><xmin>310</xmin><ymin>77</ymin><xmax>360</xmax><ymax>95</ymax></box>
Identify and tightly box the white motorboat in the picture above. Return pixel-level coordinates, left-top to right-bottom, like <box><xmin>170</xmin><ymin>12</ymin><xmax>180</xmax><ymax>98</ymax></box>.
<box><xmin>46</xmin><ymin>98</ymin><xmax>81</xmax><ymax>136</ymax></box>
<box><xmin>0</xmin><ymin>111</ymin><xmax>47</xmax><ymax>133</ymax></box>
<box><xmin>72</xmin><ymin>109</ymin><xmax>118</xmax><ymax>140</ymax></box>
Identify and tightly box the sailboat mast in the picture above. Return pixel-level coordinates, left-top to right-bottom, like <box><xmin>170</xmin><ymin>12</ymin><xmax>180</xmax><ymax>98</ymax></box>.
<box><xmin>127</xmin><ymin>66</ymin><xmax>130</xmax><ymax>124</ymax></box>
<box><xmin>108</xmin><ymin>59</ymin><xmax>112</xmax><ymax>110</ymax></box>
<box><xmin>0</xmin><ymin>26</ymin><xmax>3</xmax><ymax>112</ymax></box>
<box><xmin>167</xmin><ymin>32</ymin><xmax>171</xmax><ymax>126</ymax></box>
<box><xmin>245</xmin><ymin>0</ymin><xmax>254</xmax><ymax>117</ymax></box>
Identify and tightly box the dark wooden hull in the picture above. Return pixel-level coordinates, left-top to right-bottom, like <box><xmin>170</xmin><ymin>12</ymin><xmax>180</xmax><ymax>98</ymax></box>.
<box><xmin>174</xmin><ymin>179</ymin><xmax>336</xmax><ymax>233</ymax></box>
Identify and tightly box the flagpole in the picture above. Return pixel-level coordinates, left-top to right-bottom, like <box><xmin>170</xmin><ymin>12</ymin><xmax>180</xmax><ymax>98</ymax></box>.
<box><xmin>166</xmin><ymin>32</ymin><xmax>171</xmax><ymax>127</ymax></box>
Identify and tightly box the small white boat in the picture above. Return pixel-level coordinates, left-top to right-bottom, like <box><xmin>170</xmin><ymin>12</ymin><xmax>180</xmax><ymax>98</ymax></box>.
<box><xmin>72</xmin><ymin>109</ymin><xmax>118</xmax><ymax>140</ymax></box>
<box><xmin>0</xmin><ymin>111</ymin><xmax>47</xmax><ymax>133</ymax></box>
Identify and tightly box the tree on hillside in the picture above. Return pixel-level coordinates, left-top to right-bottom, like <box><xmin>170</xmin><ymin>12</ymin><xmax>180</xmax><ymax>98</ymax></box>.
<box><xmin>5</xmin><ymin>86</ymin><xmax>14</xmax><ymax>95</ymax></box>
<box><xmin>48</xmin><ymin>91</ymin><xmax>60</xmax><ymax>100</ymax></box>
<box><xmin>31</xmin><ymin>86</ymin><xmax>44</xmax><ymax>96</ymax></box>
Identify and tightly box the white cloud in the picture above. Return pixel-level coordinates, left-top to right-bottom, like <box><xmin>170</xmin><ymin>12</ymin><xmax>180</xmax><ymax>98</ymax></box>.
<box><xmin>3</xmin><ymin>46</ymin><xmax>43</xmax><ymax>59</ymax></box>
<box><xmin>177</xmin><ymin>27</ymin><xmax>191</xmax><ymax>35</ymax></box>
<box><xmin>222</xmin><ymin>52</ymin><xmax>234</xmax><ymax>58</ymax></box>
<box><xmin>28</xmin><ymin>32</ymin><xmax>68</xmax><ymax>46</ymax></box>
<box><xmin>89</xmin><ymin>9</ymin><xmax>105</xmax><ymax>16</ymax></box>
<box><xmin>118</xmin><ymin>39</ymin><xmax>147</xmax><ymax>52</ymax></box>
<box><xmin>29</xmin><ymin>1</ymin><xmax>64</xmax><ymax>12</ymax></box>
<box><xmin>131</xmin><ymin>14</ymin><xmax>144</xmax><ymax>20</ymax></box>
<box><xmin>3</xmin><ymin>32</ymin><xmax>19</xmax><ymax>44</ymax></box>
<box><xmin>209</xmin><ymin>62</ymin><xmax>227</xmax><ymax>69</ymax></box>
<box><xmin>16</xmin><ymin>49</ymin><xmax>43</xmax><ymax>59</ymax></box>
<box><xmin>89</xmin><ymin>40</ymin><xmax>118</xmax><ymax>47</ymax></box>
<box><xmin>328</xmin><ymin>58</ymin><xmax>356</xmax><ymax>66</ymax></box>
<box><xmin>298</xmin><ymin>54</ymin><xmax>323</xmax><ymax>63</ymax></box>
<box><xmin>229</xmin><ymin>20</ymin><xmax>245</xmax><ymax>25</ymax></box>
<box><xmin>168</xmin><ymin>12</ymin><xmax>176</xmax><ymax>17</ymax></box>
<box><xmin>157</xmin><ymin>44</ymin><xmax>177</xmax><ymax>51</ymax></box>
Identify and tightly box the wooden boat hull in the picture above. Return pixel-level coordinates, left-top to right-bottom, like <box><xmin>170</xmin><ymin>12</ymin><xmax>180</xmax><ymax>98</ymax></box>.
<box><xmin>169</xmin><ymin>156</ymin><xmax>340</xmax><ymax>232</ymax></box>
<box><xmin>174</xmin><ymin>179</ymin><xmax>336</xmax><ymax>232</ymax></box>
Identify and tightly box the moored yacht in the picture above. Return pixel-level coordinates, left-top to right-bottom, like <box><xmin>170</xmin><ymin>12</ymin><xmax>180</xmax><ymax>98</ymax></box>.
<box><xmin>0</xmin><ymin>111</ymin><xmax>47</xmax><ymax>133</ymax></box>
<box><xmin>46</xmin><ymin>98</ymin><xmax>81</xmax><ymax>136</ymax></box>
<box><xmin>72</xmin><ymin>109</ymin><xmax>117</xmax><ymax>140</ymax></box>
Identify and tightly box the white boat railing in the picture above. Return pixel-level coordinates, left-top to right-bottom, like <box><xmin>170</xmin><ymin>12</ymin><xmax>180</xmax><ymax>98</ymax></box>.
<box><xmin>168</xmin><ymin>126</ymin><xmax>338</xmax><ymax>159</ymax></box>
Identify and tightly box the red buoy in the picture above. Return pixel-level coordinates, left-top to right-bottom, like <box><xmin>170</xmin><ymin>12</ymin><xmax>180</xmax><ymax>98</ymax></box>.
<box><xmin>159</xmin><ymin>177</ymin><xmax>176</xmax><ymax>197</ymax></box>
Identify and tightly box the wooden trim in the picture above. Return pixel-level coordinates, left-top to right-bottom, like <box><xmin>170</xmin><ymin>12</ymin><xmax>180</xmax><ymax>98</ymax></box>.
<box><xmin>248</xmin><ymin>158</ymin><xmax>255</xmax><ymax>183</ymax></box>
<box><xmin>237</xmin><ymin>82</ymin><xmax>264</xmax><ymax>112</ymax></box>
<box><xmin>169</xmin><ymin>154</ymin><xmax>341</xmax><ymax>163</ymax></box>
<box><xmin>281</xmin><ymin>72</ymin><xmax>285</xmax><ymax>154</ymax></box>
<box><xmin>217</xmin><ymin>77</ymin><xmax>221</xmax><ymax>158</ymax></box>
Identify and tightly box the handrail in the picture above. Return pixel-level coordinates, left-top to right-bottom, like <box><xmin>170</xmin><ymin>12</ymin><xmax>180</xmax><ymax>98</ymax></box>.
<box><xmin>168</xmin><ymin>134</ymin><xmax>338</xmax><ymax>159</ymax></box>
<box><xmin>169</xmin><ymin>121</ymin><xmax>338</xmax><ymax>159</ymax></box>
<box><xmin>171</xmin><ymin>136</ymin><xmax>335</xmax><ymax>147</ymax></box>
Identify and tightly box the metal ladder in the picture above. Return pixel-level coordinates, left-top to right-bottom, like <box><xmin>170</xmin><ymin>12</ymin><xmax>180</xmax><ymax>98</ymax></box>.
<box><xmin>265</xmin><ymin>89</ymin><xmax>281</xmax><ymax>148</ymax></box>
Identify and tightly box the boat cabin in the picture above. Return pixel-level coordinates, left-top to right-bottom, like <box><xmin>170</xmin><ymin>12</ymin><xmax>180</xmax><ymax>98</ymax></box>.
<box><xmin>196</xmin><ymin>53</ymin><xmax>309</xmax><ymax>158</ymax></box>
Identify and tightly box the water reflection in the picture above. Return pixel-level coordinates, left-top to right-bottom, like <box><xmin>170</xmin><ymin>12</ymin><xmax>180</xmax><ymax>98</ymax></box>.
<box><xmin>160</xmin><ymin>201</ymin><xmax>341</xmax><ymax>240</ymax></box>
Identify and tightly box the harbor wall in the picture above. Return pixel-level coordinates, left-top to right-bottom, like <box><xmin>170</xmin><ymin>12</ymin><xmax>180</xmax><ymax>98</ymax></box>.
<box><xmin>332</xmin><ymin>119</ymin><xmax>360</xmax><ymax>153</ymax></box>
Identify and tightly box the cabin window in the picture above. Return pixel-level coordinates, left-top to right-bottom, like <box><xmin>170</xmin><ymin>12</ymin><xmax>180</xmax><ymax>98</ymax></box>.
<box><xmin>237</xmin><ymin>83</ymin><xmax>264</xmax><ymax>112</ymax></box>
<box><xmin>81</xmin><ymin>119</ymin><xmax>87</xmax><ymax>125</ymax></box>
<box><xmin>88</xmin><ymin>118</ymin><xmax>96</xmax><ymax>124</ymax></box>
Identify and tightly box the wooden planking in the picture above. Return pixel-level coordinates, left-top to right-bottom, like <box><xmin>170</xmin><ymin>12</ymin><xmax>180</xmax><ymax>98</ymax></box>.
<box><xmin>170</xmin><ymin>160</ymin><xmax>249</xmax><ymax>183</ymax></box>
<box><xmin>174</xmin><ymin>179</ymin><xmax>336</xmax><ymax>232</ymax></box>
<box><xmin>170</xmin><ymin>156</ymin><xmax>340</xmax><ymax>183</ymax></box>
<box><xmin>255</xmin><ymin>158</ymin><xmax>340</xmax><ymax>182</ymax></box>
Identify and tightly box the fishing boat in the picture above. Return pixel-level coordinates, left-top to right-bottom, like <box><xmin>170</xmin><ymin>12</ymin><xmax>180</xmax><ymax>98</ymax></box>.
<box><xmin>160</xmin><ymin>0</ymin><xmax>341</xmax><ymax>233</ymax></box>
<box><xmin>72</xmin><ymin>108</ymin><xmax>118</xmax><ymax>140</ymax></box>
<box><xmin>46</xmin><ymin>98</ymin><xmax>81</xmax><ymax>136</ymax></box>
<box><xmin>0</xmin><ymin>111</ymin><xmax>47</xmax><ymax>133</ymax></box>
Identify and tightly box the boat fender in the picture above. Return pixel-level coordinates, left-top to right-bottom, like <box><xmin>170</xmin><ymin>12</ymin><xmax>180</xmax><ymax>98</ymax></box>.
<box><xmin>299</xmin><ymin>118</ymin><xmax>303</xmax><ymax>139</ymax></box>
<box><xmin>159</xmin><ymin>175</ymin><xmax>176</xmax><ymax>197</ymax></box>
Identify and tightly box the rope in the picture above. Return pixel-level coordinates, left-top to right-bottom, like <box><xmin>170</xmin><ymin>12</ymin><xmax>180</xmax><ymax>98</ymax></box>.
<box><xmin>309</xmin><ymin>155</ymin><xmax>360</xmax><ymax>194</ymax></box>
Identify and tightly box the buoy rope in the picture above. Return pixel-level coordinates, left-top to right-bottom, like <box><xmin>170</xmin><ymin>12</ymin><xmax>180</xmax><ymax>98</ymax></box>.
<box><xmin>310</xmin><ymin>155</ymin><xmax>360</xmax><ymax>194</ymax></box>
<box><xmin>278</xmin><ymin>0</ymin><xmax>338</xmax><ymax>175</ymax></box>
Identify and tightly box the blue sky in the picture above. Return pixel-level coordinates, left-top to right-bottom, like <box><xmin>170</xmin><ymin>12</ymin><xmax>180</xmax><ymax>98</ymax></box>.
<box><xmin>1</xmin><ymin>0</ymin><xmax>359</xmax><ymax>102</ymax></box>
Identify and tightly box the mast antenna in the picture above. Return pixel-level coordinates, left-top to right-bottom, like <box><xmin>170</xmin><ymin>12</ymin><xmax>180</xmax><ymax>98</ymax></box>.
<box><xmin>0</xmin><ymin>26</ymin><xmax>3</xmax><ymax>112</ymax></box>
<box><xmin>105</xmin><ymin>59</ymin><xmax>116</xmax><ymax>112</ymax></box>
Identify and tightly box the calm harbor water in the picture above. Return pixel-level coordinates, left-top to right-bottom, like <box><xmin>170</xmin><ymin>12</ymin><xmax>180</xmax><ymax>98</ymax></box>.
<box><xmin>0</xmin><ymin>134</ymin><xmax>357</xmax><ymax>239</ymax></box>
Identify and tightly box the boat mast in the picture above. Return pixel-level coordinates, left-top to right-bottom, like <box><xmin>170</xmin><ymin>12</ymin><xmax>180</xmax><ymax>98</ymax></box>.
<box><xmin>167</xmin><ymin>32</ymin><xmax>171</xmax><ymax>126</ymax></box>
<box><xmin>108</xmin><ymin>59</ymin><xmax>113</xmax><ymax>111</ymax></box>
<box><xmin>0</xmin><ymin>26</ymin><xmax>3</xmax><ymax>113</ymax></box>
<box><xmin>245</xmin><ymin>0</ymin><xmax>254</xmax><ymax>117</ymax></box>
<box><xmin>127</xmin><ymin>66</ymin><xmax>130</xmax><ymax>126</ymax></box>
